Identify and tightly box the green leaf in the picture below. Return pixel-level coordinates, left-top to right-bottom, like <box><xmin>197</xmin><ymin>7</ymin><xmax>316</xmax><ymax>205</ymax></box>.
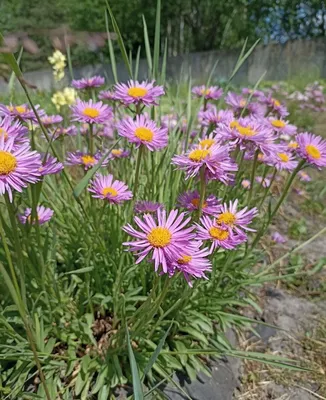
<box><xmin>152</xmin><ymin>0</ymin><xmax>161</xmax><ymax>78</ymax></box>
<box><xmin>105</xmin><ymin>10</ymin><xmax>118</xmax><ymax>83</ymax></box>
<box><xmin>134</xmin><ymin>46</ymin><xmax>141</xmax><ymax>81</ymax></box>
<box><xmin>180</xmin><ymin>326</ymin><xmax>208</xmax><ymax>345</ymax></box>
<box><xmin>126</xmin><ymin>324</ymin><xmax>144</xmax><ymax>400</ymax></box>
<box><xmin>62</xmin><ymin>267</ymin><xmax>94</xmax><ymax>275</ymax></box>
<box><xmin>105</xmin><ymin>1</ymin><xmax>133</xmax><ymax>78</ymax></box>
<box><xmin>92</xmin><ymin>366</ymin><xmax>108</xmax><ymax>394</ymax></box>
<box><xmin>142</xmin><ymin>15</ymin><xmax>152</xmax><ymax>76</ymax></box>
<box><xmin>98</xmin><ymin>384</ymin><xmax>110</xmax><ymax>400</ymax></box>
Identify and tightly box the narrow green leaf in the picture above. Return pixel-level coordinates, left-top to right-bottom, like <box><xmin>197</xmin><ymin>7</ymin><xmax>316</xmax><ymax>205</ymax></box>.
<box><xmin>160</xmin><ymin>37</ymin><xmax>168</xmax><ymax>84</ymax></box>
<box><xmin>105</xmin><ymin>10</ymin><xmax>118</xmax><ymax>83</ymax></box>
<box><xmin>143</xmin><ymin>322</ymin><xmax>173</xmax><ymax>377</ymax></box>
<box><xmin>142</xmin><ymin>15</ymin><xmax>152</xmax><ymax>76</ymax></box>
<box><xmin>105</xmin><ymin>0</ymin><xmax>133</xmax><ymax>78</ymax></box>
<box><xmin>152</xmin><ymin>0</ymin><xmax>161</xmax><ymax>78</ymax></box>
<box><xmin>134</xmin><ymin>46</ymin><xmax>141</xmax><ymax>81</ymax></box>
<box><xmin>98</xmin><ymin>384</ymin><xmax>109</xmax><ymax>400</ymax></box>
<box><xmin>73</xmin><ymin>138</ymin><xmax>120</xmax><ymax>198</ymax></box>
<box><xmin>63</xmin><ymin>267</ymin><xmax>94</xmax><ymax>275</ymax></box>
<box><xmin>126</xmin><ymin>324</ymin><xmax>144</xmax><ymax>400</ymax></box>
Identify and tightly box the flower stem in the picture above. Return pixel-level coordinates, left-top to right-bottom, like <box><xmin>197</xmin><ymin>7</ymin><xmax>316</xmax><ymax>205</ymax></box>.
<box><xmin>89</xmin><ymin>123</ymin><xmax>94</xmax><ymax>156</ymax></box>
<box><xmin>247</xmin><ymin>149</ymin><xmax>259</xmax><ymax>204</ymax></box>
<box><xmin>198</xmin><ymin>166</ymin><xmax>206</xmax><ymax>220</ymax></box>
<box><xmin>133</xmin><ymin>145</ymin><xmax>144</xmax><ymax>200</ymax></box>
<box><xmin>258</xmin><ymin>168</ymin><xmax>276</xmax><ymax>209</ymax></box>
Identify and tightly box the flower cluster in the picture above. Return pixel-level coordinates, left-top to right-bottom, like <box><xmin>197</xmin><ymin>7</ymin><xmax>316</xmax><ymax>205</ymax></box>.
<box><xmin>48</xmin><ymin>50</ymin><xmax>66</xmax><ymax>82</ymax></box>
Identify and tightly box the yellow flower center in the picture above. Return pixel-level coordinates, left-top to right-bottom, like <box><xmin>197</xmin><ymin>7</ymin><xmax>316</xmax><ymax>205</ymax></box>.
<box><xmin>258</xmin><ymin>153</ymin><xmax>265</xmax><ymax>161</ymax></box>
<box><xmin>188</xmin><ymin>149</ymin><xmax>210</xmax><ymax>162</ymax></box>
<box><xmin>177</xmin><ymin>255</ymin><xmax>192</xmax><ymax>265</ymax></box>
<box><xmin>209</xmin><ymin>226</ymin><xmax>229</xmax><ymax>241</ymax></box>
<box><xmin>200</xmin><ymin>139</ymin><xmax>215</xmax><ymax>149</ymax></box>
<box><xmin>288</xmin><ymin>142</ymin><xmax>299</xmax><ymax>149</ymax></box>
<box><xmin>0</xmin><ymin>128</ymin><xmax>8</xmax><ymax>140</ymax></box>
<box><xmin>102</xmin><ymin>187</ymin><xmax>118</xmax><ymax>197</ymax></box>
<box><xmin>239</xmin><ymin>99</ymin><xmax>247</xmax><ymax>107</ymax></box>
<box><xmin>278</xmin><ymin>153</ymin><xmax>290</xmax><ymax>162</ymax></box>
<box><xmin>200</xmin><ymin>88</ymin><xmax>211</xmax><ymax>95</ymax></box>
<box><xmin>147</xmin><ymin>227</ymin><xmax>172</xmax><ymax>248</ymax></box>
<box><xmin>111</xmin><ymin>149</ymin><xmax>123</xmax><ymax>156</ymax></box>
<box><xmin>230</xmin><ymin>120</ymin><xmax>240</xmax><ymax>129</ymax></box>
<box><xmin>14</xmin><ymin>106</ymin><xmax>27</xmax><ymax>114</ymax></box>
<box><xmin>81</xmin><ymin>155</ymin><xmax>96</xmax><ymax>165</ymax></box>
<box><xmin>216</xmin><ymin>212</ymin><xmax>236</xmax><ymax>226</ymax></box>
<box><xmin>306</xmin><ymin>144</ymin><xmax>321</xmax><ymax>159</ymax></box>
<box><xmin>272</xmin><ymin>99</ymin><xmax>281</xmax><ymax>107</ymax></box>
<box><xmin>82</xmin><ymin>107</ymin><xmax>100</xmax><ymax>118</ymax></box>
<box><xmin>135</xmin><ymin>127</ymin><xmax>153</xmax><ymax>142</ymax></box>
<box><xmin>237</xmin><ymin>125</ymin><xmax>256</xmax><ymax>136</ymax></box>
<box><xmin>127</xmin><ymin>87</ymin><xmax>148</xmax><ymax>98</ymax></box>
<box><xmin>0</xmin><ymin>151</ymin><xmax>17</xmax><ymax>175</ymax></box>
<box><xmin>190</xmin><ymin>198</ymin><xmax>207</xmax><ymax>208</ymax></box>
<box><xmin>271</xmin><ymin>119</ymin><xmax>286</xmax><ymax>128</ymax></box>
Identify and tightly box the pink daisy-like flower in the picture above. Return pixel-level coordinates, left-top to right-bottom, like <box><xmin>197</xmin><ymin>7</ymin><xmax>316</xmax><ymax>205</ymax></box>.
<box><xmin>255</xmin><ymin>176</ymin><xmax>271</xmax><ymax>188</ymax></box>
<box><xmin>224</xmin><ymin>92</ymin><xmax>264</xmax><ymax>116</ymax></box>
<box><xmin>134</xmin><ymin>200</ymin><xmax>163</xmax><ymax>214</ymax></box>
<box><xmin>161</xmin><ymin>113</ymin><xmax>178</xmax><ymax>130</ymax></box>
<box><xmin>166</xmin><ymin>241</ymin><xmax>212</xmax><ymax>287</ymax></box>
<box><xmin>172</xmin><ymin>143</ymin><xmax>237</xmax><ymax>184</ymax></box>
<box><xmin>117</xmin><ymin>114</ymin><xmax>168</xmax><ymax>151</ymax></box>
<box><xmin>72</xmin><ymin>76</ymin><xmax>105</xmax><ymax>90</ymax></box>
<box><xmin>114</xmin><ymin>80</ymin><xmax>164</xmax><ymax>106</ymax></box>
<box><xmin>215</xmin><ymin>199</ymin><xmax>258</xmax><ymax>234</ymax></box>
<box><xmin>19</xmin><ymin>205</ymin><xmax>53</xmax><ymax>225</ymax></box>
<box><xmin>110</xmin><ymin>148</ymin><xmax>130</xmax><ymax>159</ymax></box>
<box><xmin>267</xmin><ymin>118</ymin><xmax>297</xmax><ymax>136</ymax></box>
<box><xmin>177</xmin><ymin>190</ymin><xmax>221</xmax><ymax>215</ymax></box>
<box><xmin>52</xmin><ymin>125</ymin><xmax>77</xmax><ymax>140</ymax></box>
<box><xmin>266</xmin><ymin>150</ymin><xmax>298</xmax><ymax>171</ymax></box>
<box><xmin>192</xmin><ymin>85</ymin><xmax>223</xmax><ymax>100</ymax></box>
<box><xmin>261</xmin><ymin>94</ymin><xmax>288</xmax><ymax>117</ymax></box>
<box><xmin>123</xmin><ymin>209</ymin><xmax>196</xmax><ymax>273</ymax></box>
<box><xmin>40</xmin><ymin>115</ymin><xmax>63</xmax><ymax>126</ymax></box>
<box><xmin>298</xmin><ymin>170</ymin><xmax>311</xmax><ymax>182</ymax></box>
<box><xmin>0</xmin><ymin>104</ymin><xmax>45</xmax><ymax>122</ymax></box>
<box><xmin>196</xmin><ymin>215</ymin><xmax>245</xmax><ymax>252</ymax></box>
<box><xmin>296</xmin><ymin>132</ymin><xmax>326</xmax><ymax>169</ymax></box>
<box><xmin>98</xmin><ymin>90</ymin><xmax>117</xmax><ymax>101</ymax></box>
<box><xmin>241</xmin><ymin>179</ymin><xmax>251</xmax><ymax>189</ymax></box>
<box><xmin>88</xmin><ymin>173</ymin><xmax>132</xmax><ymax>204</ymax></box>
<box><xmin>0</xmin><ymin>137</ymin><xmax>41</xmax><ymax>201</ymax></box>
<box><xmin>39</xmin><ymin>153</ymin><xmax>63</xmax><ymax>176</ymax></box>
<box><xmin>0</xmin><ymin>117</ymin><xmax>28</xmax><ymax>146</ymax></box>
<box><xmin>70</xmin><ymin>99</ymin><xmax>113</xmax><ymax>124</ymax></box>
<box><xmin>66</xmin><ymin>151</ymin><xmax>108</xmax><ymax>170</ymax></box>
<box><xmin>199</xmin><ymin>107</ymin><xmax>234</xmax><ymax>127</ymax></box>
<box><xmin>241</xmin><ymin>88</ymin><xmax>265</xmax><ymax>98</ymax></box>
<box><xmin>271</xmin><ymin>231</ymin><xmax>287</xmax><ymax>244</ymax></box>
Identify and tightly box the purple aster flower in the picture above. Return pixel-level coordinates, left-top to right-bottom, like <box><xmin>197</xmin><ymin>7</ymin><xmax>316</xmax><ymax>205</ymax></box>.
<box><xmin>70</xmin><ymin>99</ymin><xmax>113</xmax><ymax>124</ymax></box>
<box><xmin>117</xmin><ymin>114</ymin><xmax>168</xmax><ymax>151</ymax></box>
<box><xmin>192</xmin><ymin>85</ymin><xmax>223</xmax><ymax>100</ymax></box>
<box><xmin>40</xmin><ymin>115</ymin><xmax>63</xmax><ymax>126</ymax></box>
<box><xmin>66</xmin><ymin>151</ymin><xmax>108</xmax><ymax>170</ymax></box>
<box><xmin>72</xmin><ymin>76</ymin><xmax>105</xmax><ymax>90</ymax></box>
<box><xmin>296</xmin><ymin>132</ymin><xmax>326</xmax><ymax>169</ymax></box>
<box><xmin>261</xmin><ymin>94</ymin><xmax>288</xmax><ymax>117</ymax></box>
<box><xmin>110</xmin><ymin>148</ymin><xmax>130</xmax><ymax>159</ymax></box>
<box><xmin>98</xmin><ymin>90</ymin><xmax>117</xmax><ymax>101</ymax></box>
<box><xmin>172</xmin><ymin>143</ymin><xmax>237</xmax><ymax>184</ymax></box>
<box><xmin>271</xmin><ymin>231</ymin><xmax>287</xmax><ymax>244</ymax></box>
<box><xmin>161</xmin><ymin>113</ymin><xmax>178</xmax><ymax>130</ymax></box>
<box><xmin>265</xmin><ymin>150</ymin><xmax>298</xmax><ymax>171</ymax></box>
<box><xmin>196</xmin><ymin>215</ymin><xmax>245</xmax><ymax>252</ymax></box>
<box><xmin>134</xmin><ymin>200</ymin><xmax>163</xmax><ymax>214</ymax></box>
<box><xmin>267</xmin><ymin>118</ymin><xmax>297</xmax><ymax>136</ymax></box>
<box><xmin>0</xmin><ymin>104</ymin><xmax>45</xmax><ymax>122</ymax></box>
<box><xmin>224</xmin><ymin>92</ymin><xmax>263</xmax><ymax>116</ymax></box>
<box><xmin>97</xmin><ymin>121</ymin><xmax>115</xmax><ymax>138</ymax></box>
<box><xmin>19</xmin><ymin>205</ymin><xmax>53</xmax><ymax>225</ymax></box>
<box><xmin>241</xmin><ymin>179</ymin><xmax>251</xmax><ymax>189</ymax></box>
<box><xmin>298</xmin><ymin>170</ymin><xmax>311</xmax><ymax>182</ymax></box>
<box><xmin>199</xmin><ymin>107</ymin><xmax>234</xmax><ymax>127</ymax></box>
<box><xmin>255</xmin><ymin>176</ymin><xmax>271</xmax><ymax>188</ymax></box>
<box><xmin>88</xmin><ymin>173</ymin><xmax>132</xmax><ymax>204</ymax></box>
<box><xmin>0</xmin><ymin>137</ymin><xmax>41</xmax><ymax>201</ymax></box>
<box><xmin>114</xmin><ymin>80</ymin><xmax>165</xmax><ymax>107</ymax></box>
<box><xmin>177</xmin><ymin>190</ymin><xmax>221</xmax><ymax>215</ymax></box>
<box><xmin>215</xmin><ymin>199</ymin><xmax>258</xmax><ymax>234</ymax></box>
<box><xmin>0</xmin><ymin>117</ymin><xmax>28</xmax><ymax>146</ymax></box>
<box><xmin>52</xmin><ymin>125</ymin><xmax>77</xmax><ymax>140</ymax></box>
<box><xmin>123</xmin><ymin>209</ymin><xmax>196</xmax><ymax>273</ymax></box>
<box><xmin>241</xmin><ymin>88</ymin><xmax>265</xmax><ymax>98</ymax></box>
<box><xmin>166</xmin><ymin>241</ymin><xmax>212</xmax><ymax>287</ymax></box>
<box><xmin>39</xmin><ymin>153</ymin><xmax>63</xmax><ymax>176</ymax></box>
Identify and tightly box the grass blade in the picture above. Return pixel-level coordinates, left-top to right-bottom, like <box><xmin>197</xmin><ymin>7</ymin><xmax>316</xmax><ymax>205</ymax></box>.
<box><xmin>126</xmin><ymin>324</ymin><xmax>144</xmax><ymax>400</ymax></box>
<box><xmin>105</xmin><ymin>10</ymin><xmax>118</xmax><ymax>83</ymax></box>
<box><xmin>134</xmin><ymin>46</ymin><xmax>141</xmax><ymax>80</ymax></box>
<box><xmin>152</xmin><ymin>0</ymin><xmax>161</xmax><ymax>79</ymax></box>
<box><xmin>142</xmin><ymin>15</ymin><xmax>153</xmax><ymax>77</ymax></box>
<box><xmin>160</xmin><ymin>37</ymin><xmax>168</xmax><ymax>84</ymax></box>
<box><xmin>105</xmin><ymin>0</ymin><xmax>133</xmax><ymax>78</ymax></box>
